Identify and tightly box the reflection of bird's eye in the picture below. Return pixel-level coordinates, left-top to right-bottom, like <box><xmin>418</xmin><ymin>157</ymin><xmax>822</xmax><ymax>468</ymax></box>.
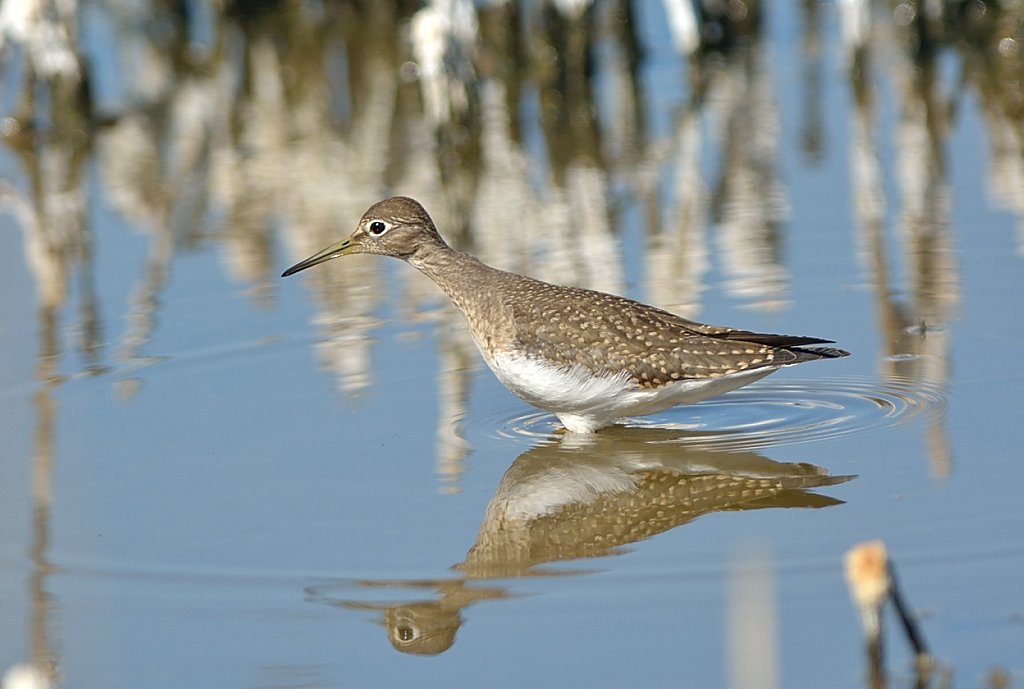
<box><xmin>397</xmin><ymin>626</ymin><xmax>416</xmax><ymax>642</ymax></box>
<box><xmin>368</xmin><ymin>221</ymin><xmax>388</xmax><ymax>236</ymax></box>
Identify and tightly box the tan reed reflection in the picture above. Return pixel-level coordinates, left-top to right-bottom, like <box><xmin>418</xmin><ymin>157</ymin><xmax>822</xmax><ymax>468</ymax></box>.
<box><xmin>691</xmin><ymin>2</ymin><xmax>791</xmax><ymax>314</ymax></box>
<box><xmin>111</xmin><ymin>217</ymin><xmax>172</xmax><ymax>400</ymax></box>
<box><xmin>799</xmin><ymin>0</ymin><xmax>825</xmax><ymax>163</ymax></box>
<box><xmin>433</xmin><ymin>304</ymin><xmax>479</xmax><ymax>492</ymax></box>
<box><xmin>646</xmin><ymin>102</ymin><xmax>710</xmax><ymax>319</ymax></box>
<box><xmin>728</xmin><ymin>545</ymin><xmax>779</xmax><ymax>689</ymax></box>
<box><xmin>0</xmin><ymin>289</ymin><xmax>69</xmax><ymax>689</ymax></box>
<box><xmin>650</xmin><ymin>2</ymin><xmax>790</xmax><ymax>315</ymax></box>
<box><xmin>309</xmin><ymin>427</ymin><xmax>853</xmax><ymax>655</ymax></box>
<box><xmin>13</xmin><ymin>39</ymin><xmax>95</xmax><ymax>649</ymax></box>
<box><xmin>507</xmin><ymin>2</ymin><xmax>625</xmax><ymax>296</ymax></box>
<box><xmin>952</xmin><ymin>0</ymin><xmax>1024</xmax><ymax>255</ymax></box>
<box><xmin>0</xmin><ymin>4</ymin><xmax>99</xmax><ymax>682</ymax></box>
<box><xmin>24</xmin><ymin>307</ymin><xmax>62</xmax><ymax>689</ymax></box>
<box><xmin>647</xmin><ymin>0</ymin><xmax>784</xmax><ymax>321</ymax></box>
<box><xmin>706</xmin><ymin>39</ymin><xmax>790</xmax><ymax>313</ymax></box>
<box><xmin>227</xmin><ymin>5</ymin><xmax>408</xmax><ymax>395</ymax></box>
<box><xmin>843</xmin><ymin>0</ymin><xmax>965</xmax><ymax>479</ymax></box>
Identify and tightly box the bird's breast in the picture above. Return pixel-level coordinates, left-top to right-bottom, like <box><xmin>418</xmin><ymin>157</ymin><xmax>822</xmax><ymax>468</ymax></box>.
<box><xmin>483</xmin><ymin>350</ymin><xmax>640</xmax><ymax>412</ymax></box>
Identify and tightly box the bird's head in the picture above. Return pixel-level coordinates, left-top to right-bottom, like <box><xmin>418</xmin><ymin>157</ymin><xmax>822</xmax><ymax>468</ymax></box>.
<box><xmin>281</xmin><ymin>196</ymin><xmax>443</xmax><ymax>277</ymax></box>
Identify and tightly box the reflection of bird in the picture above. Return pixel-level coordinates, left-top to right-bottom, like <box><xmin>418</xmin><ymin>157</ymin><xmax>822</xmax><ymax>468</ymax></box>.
<box><xmin>458</xmin><ymin>426</ymin><xmax>854</xmax><ymax>577</ymax></box>
<box><xmin>283</xmin><ymin>197</ymin><xmax>849</xmax><ymax>432</ymax></box>
<box><xmin>313</xmin><ymin>427</ymin><xmax>853</xmax><ymax>654</ymax></box>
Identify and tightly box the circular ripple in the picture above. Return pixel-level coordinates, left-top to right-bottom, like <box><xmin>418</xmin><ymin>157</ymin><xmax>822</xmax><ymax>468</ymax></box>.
<box><xmin>485</xmin><ymin>376</ymin><xmax>946</xmax><ymax>451</ymax></box>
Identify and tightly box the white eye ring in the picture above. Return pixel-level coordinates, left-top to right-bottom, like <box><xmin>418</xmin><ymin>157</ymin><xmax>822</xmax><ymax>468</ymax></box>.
<box><xmin>367</xmin><ymin>220</ymin><xmax>390</xmax><ymax>236</ymax></box>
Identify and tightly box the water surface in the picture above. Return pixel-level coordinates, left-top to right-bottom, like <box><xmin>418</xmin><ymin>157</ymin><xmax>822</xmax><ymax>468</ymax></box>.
<box><xmin>1</xmin><ymin>0</ymin><xmax>1023</xmax><ymax>687</ymax></box>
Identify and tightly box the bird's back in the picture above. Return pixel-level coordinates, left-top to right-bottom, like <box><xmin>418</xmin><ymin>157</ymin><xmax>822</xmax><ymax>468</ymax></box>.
<box><xmin>495</xmin><ymin>274</ymin><xmax>846</xmax><ymax>387</ymax></box>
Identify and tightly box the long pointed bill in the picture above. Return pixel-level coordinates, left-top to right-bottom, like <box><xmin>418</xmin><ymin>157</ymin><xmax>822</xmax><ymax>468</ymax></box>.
<box><xmin>281</xmin><ymin>236</ymin><xmax>358</xmax><ymax>277</ymax></box>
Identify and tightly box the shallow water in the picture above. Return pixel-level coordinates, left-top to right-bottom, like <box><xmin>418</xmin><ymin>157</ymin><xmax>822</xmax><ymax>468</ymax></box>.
<box><xmin>1</xmin><ymin>0</ymin><xmax>1023</xmax><ymax>686</ymax></box>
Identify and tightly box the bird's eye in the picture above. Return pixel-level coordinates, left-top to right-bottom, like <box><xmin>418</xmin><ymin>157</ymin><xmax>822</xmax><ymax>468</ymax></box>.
<box><xmin>367</xmin><ymin>220</ymin><xmax>389</xmax><ymax>236</ymax></box>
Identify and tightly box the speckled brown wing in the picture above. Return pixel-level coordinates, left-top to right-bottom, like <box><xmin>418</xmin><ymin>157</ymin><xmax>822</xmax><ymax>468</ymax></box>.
<box><xmin>507</xmin><ymin>280</ymin><xmax>847</xmax><ymax>388</ymax></box>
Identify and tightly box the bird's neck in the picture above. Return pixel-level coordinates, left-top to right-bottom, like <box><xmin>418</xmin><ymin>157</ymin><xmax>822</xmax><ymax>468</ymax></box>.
<box><xmin>407</xmin><ymin>242</ymin><xmax>501</xmax><ymax>311</ymax></box>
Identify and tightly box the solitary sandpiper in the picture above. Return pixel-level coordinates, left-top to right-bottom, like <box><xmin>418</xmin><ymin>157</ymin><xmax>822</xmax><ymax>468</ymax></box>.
<box><xmin>283</xmin><ymin>197</ymin><xmax>849</xmax><ymax>432</ymax></box>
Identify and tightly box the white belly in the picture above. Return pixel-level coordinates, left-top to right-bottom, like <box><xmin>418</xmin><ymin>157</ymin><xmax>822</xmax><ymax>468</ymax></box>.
<box><xmin>485</xmin><ymin>351</ymin><xmax>777</xmax><ymax>433</ymax></box>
